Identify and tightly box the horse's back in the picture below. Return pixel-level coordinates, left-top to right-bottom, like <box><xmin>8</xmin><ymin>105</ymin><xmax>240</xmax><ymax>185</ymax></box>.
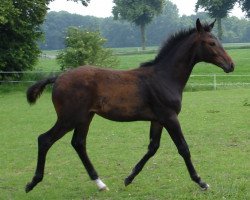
<box><xmin>53</xmin><ymin>65</ymin><xmax>140</xmax><ymax>93</ymax></box>
<box><xmin>51</xmin><ymin>66</ymin><xmax>156</xmax><ymax>122</ymax></box>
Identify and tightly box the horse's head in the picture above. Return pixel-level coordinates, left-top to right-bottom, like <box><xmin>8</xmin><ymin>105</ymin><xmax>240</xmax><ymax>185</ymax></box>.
<box><xmin>195</xmin><ymin>18</ymin><xmax>235</xmax><ymax>73</ymax></box>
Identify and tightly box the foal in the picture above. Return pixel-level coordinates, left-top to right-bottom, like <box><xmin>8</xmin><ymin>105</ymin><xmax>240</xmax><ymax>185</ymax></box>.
<box><xmin>25</xmin><ymin>19</ymin><xmax>234</xmax><ymax>193</ymax></box>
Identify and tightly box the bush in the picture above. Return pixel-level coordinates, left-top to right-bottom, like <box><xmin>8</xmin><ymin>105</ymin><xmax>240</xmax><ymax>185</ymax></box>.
<box><xmin>57</xmin><ymin>27</ymin><xmax>118</xmax><ymax>70</ymax></box>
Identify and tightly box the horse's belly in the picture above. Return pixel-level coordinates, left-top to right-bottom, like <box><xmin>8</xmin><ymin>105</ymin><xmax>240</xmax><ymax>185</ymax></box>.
<box><xmin>95</xmin><ymin>110</ymin><xmax>156</xmax><ymax>122</ymax></box>
<box><xmin>91</xmin><ymin>97</ymin><xmax>156</xmax><ymax>122</ymax></box>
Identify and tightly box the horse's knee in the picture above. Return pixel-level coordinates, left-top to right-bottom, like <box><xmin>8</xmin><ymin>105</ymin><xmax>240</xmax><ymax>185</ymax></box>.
<box><xmin>38</xmin><ymin>134</ymin><xmax>52</xmax><ymax>152</ymax></box>
<box><xmin>71</xmin><ymin>139</ymin><xmax>78</xmax><ymax>149</ymax></box>
<box><xmin>71</xmin><ymin>138</ymin><xmax>85</xmax><ymax>151</ymax></box>
<box><xmin>148</xmin><ymin>142</ymin><xmax>160</xmax><ymax>155</ymax></box>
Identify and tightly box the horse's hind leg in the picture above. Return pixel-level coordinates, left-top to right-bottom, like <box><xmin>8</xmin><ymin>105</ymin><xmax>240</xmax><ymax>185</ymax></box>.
<box><xmin>125</xmin><ymin>121</ymin><xmax>163</xmax><ymax>186</ymax></box>
<box><xmin>71</xmin><ymin>114</ymin><xmax>108</xmax><ymax>191</ymax></box>
<box><xmin>25</xmin><ymin>121</ymin><xmax>72</xmax><ymax>193</ymax></box>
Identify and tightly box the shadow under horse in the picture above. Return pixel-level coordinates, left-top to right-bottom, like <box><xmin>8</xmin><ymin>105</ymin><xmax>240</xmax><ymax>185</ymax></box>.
<box><xmin>25</xmin><ymin>19</ymin><xmax>234</xmax><ymax>193</ymax></box>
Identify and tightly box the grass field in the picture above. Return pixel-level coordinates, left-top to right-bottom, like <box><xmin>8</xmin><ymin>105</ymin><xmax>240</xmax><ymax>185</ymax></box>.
<box><xmin>0</xmin><ymin>88</ymin><xmax>249</xmax><ymax>199</ymax></box>
<box><xmin>1</xmin><ymin>45</ymin><xmax>249</xmax><ymax>199</ymax></box>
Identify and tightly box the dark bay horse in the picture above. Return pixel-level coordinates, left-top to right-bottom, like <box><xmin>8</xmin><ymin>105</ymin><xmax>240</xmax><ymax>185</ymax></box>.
<box><xmin>25</xmin><ymin>19</ymin><xmax>234</xmax><ymax>193</ymax></box>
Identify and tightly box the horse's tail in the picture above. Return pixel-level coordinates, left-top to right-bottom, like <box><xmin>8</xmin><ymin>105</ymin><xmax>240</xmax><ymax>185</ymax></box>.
<box><xmin>27</xmin><ymin>76</ymin><xmax>58</xmax><ymax>105</ymax></box>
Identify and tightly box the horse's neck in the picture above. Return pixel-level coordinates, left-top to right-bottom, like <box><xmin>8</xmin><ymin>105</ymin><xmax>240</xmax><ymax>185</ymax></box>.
<box><xmin>157</xmin><ymin>39</ymin><xmax>198</xmax><ymax>92</ymax></box>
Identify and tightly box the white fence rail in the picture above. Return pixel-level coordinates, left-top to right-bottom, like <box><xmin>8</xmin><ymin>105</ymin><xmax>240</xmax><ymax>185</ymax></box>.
<box><xmin>189</xmin><ymin>74</ymin><xmax>250</xmax><ymax>90</ymax></box>
<box><xmin>0</xmin><ymin>71</ymin><xmax>250</xmax><ymax>90</ymax></box>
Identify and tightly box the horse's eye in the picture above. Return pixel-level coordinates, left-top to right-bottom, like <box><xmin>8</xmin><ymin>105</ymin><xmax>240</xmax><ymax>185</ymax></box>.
<box><xmin>209</xmin><ymin>42</ymin><xmax>216</xmax><ymax>46</ymax></box>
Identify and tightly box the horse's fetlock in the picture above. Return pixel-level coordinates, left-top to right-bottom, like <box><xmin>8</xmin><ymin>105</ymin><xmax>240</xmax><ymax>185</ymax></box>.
<box><xmin>191</xmin><ymin>174</ymin><xmax>201</xmax><ymax>183</ymax></box>
<box><xmin>148</xmin><ymin>144</ymin><xmax>159</xmax><ymax>156</ymax></box>
<box><xmin>34</xmin><ymin>173</ymin><xmax>44</xmax><ymax>182</ymax></box>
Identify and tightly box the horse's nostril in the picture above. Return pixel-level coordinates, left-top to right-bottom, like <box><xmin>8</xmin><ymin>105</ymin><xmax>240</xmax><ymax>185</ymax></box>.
<box><xmin>231</xmin><ymin>62</ymin><xmax>235</xmax><ymax>69</ymax></box>
<box><xmin>230</xmin><ymin>62</ymin><xmax>235</xmax><ymax>72</ymax></box>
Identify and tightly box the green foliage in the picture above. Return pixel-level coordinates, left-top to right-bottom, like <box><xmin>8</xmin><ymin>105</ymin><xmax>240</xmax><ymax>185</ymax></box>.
<box><xmin>41</xmin><ymin>2</ymin><xmax>178</xmax><ymax>49</ymax></box>
<box><xmin>112</xmin><ymin>0</ymin><xmax>165</xmax><ymax>49</ymax></box>
<box><xmin>0</xmin><ymin>1</ymin><xmax>15</xmax><ymax>25</ymax></box>
<box><xmin>112</xmin><ymin>0</ymin><xmax>165</xmax><ymax>26</ymax></box>
<box><xmin>41</xmin><ymin>9</ymin><xmax>250</xmax><ymax>50</ymax></box>
<box><xmin>57</xmin><ymin>27</ymin><xmax>118</xmax><ymax>70</ymax></box>
<box><xmin>147</xmin><ymin>1</ymin><xmax>179</xmax><ymax>45</ymax></box>
<box><xmin>195</xmin><ymin>0</ymin><xmax>236</xmax><ymax>18</ymax></box>
<box><xmin>238</xmin><ymin>0</ymin><xmax>250</xmax><ymax>17</ymax></box>
<box><xmin>195</xmin><ymin>0</ymin><xmax>236</xmax><ymax>39</ymax></box>
<box><xmin>67</xmin><ymin>0</ymin><xmax>90</xmax><ymax>6</ymax></box>
<box><xmin>0</xmin><ymin>0</ymin><xmax>48</xmax><ymax>80</ymax></box>
<box><xmin>0</xmin><ymin>0</ymin><xmax>91</xmax><ymax>81</ymax></box>
<box><xmin>49</xmin><ymin>0</ymin><xmax>90</xmax><ymax>6</ymax></box>
<box><xmin>40</xmin><ymin>12</ymin><xmax>100</xmax><ymax>50</ymax></box>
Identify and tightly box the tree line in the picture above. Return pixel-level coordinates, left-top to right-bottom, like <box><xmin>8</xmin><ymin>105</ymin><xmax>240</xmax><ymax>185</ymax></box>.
<box><xmin>1</xmin><ymin>0</ymin><xmax>250</xmax><ymax>79</ymax></box>
<box><xmin>40</xmin><ymin>9</ymin><xmax>250</xmax><ymax>50</ymax></box>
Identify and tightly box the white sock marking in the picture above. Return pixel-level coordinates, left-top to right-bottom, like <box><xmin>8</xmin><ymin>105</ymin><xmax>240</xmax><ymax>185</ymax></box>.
<box><xmin>94</xmin><ymin>178</ymin><xmax>109</xmax><ymax>191</ymax></box>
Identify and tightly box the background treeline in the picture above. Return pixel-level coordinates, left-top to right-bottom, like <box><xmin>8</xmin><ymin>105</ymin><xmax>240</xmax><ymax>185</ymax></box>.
<box><xmin>40</xmin><ymin>6</ymin><xmax>250</xmax><ymax>50</ymax></box>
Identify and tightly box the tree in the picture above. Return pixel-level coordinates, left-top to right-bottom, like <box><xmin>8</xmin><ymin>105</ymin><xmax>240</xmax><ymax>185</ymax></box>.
<box><xmin>0</xmin><ymin>0</ymin><xmax>90</xmax><ymax>80</ymax></box>
<box><xmin>57</xmin><ymin>27</ymin><xmax>118</xmax><ymax>70</ymax></box>
<box><xmin>100</xmin><ymin>17</ymin><xmax>141</xmax><ymax>47</ymax></box>
<box><xmin>49</xmin><ymin>0</ymin><xmax>90</xmax><ymax>6</ymax></box>
<box><xmin>195</xmin><ymin>0</ymin><xmax>235</xmax><ymax>40</ymax></box>
<box><xmin>238</xmin><ymin>0</ymin><xmax>250</xmax><ymax>17</ymax></box>
<box><xmin>68</xmin><ymin>0</ymin><xmax>90</xmax><ymax>6</ymax></box>
<box><xmin>0</xmin><ymin>0</ymin><xmax>48</xmax><ymax>80</ymax></box>
<box><xmin>147</xmin><ymin>1</ymin><xmax>179</xmax><ymax>46</ymax></box>
<box><xmin>40</xmin><ymin>11</ymin><xmax>100</xmax><ymax>50</ymax></box>
<box><xmin>112</xmin><ymin>0</ymin><xmax>165</xmax><ymax>50</ymax></box>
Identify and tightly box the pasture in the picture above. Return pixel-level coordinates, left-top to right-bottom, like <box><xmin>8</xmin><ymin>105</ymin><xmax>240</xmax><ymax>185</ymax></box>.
<box><xmin>0</xmin><ymin>88</ymin><xmax>249</xmax><ymax>199</ymax></box>
<box><xmin>0</xmin><ymin>44</ymin><xmax>250</xmax><ymax>199</ymax></box>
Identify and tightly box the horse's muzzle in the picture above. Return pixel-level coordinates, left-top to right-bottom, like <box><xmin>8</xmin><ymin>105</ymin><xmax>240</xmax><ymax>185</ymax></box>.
<box><xmin>223</xmin><ymin>62</ymin><xmax>235</xmax><ymax>73</ymax></box>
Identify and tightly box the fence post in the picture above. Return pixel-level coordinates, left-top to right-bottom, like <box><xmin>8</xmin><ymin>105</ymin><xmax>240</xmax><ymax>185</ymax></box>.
<box><xmin>213</xmin><ymin>74</ymin><xmax>217</xmax><ymax>90</ymax></box>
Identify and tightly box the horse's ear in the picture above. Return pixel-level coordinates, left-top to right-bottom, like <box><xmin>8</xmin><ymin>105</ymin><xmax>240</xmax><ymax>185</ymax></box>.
<box><xmin>196</xmin><ymin>18</ymin><xmax>203</xmax><ymax>33</ymax></box>
<box><xmin>209</xmin><ymin>19</ymin><xmax>216</xmax><ymax>30</ymax></box>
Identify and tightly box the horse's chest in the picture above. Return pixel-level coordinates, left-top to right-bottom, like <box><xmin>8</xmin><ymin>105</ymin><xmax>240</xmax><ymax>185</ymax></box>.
<box><xmin>161</xmin><ymin>96</ymin><xmax>181</xmax><ymax>114</ymax></box>
<box><xmin>149</xmin><ymin>88</ymin><xmax>182</xmax><ymax>115</ymax></box>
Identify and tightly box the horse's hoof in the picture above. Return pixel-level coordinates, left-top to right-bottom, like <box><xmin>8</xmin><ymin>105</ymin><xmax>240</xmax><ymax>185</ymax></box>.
<box><xmin>25</xmin><ymin>183</ymin><xmax>33</xmax><ymax>193</ymax></box>
<box><xmin>199</xmin><ymin>182</ymin><xmax>210</xmax><ymax>191</ymax></box>
<box><xmin>99</xmin><ymin>186</ymin><xmax>109</xmax><ymax>191</ymax></box>
<box><xmin>94</xmin><ymin>178</ymin><xmax>109</xmax><ymax>191</ymax></box>
<box><xmin>124</xmin><ymin>177</ymin><xmax>132</xmax><ymax>186</ymax></box>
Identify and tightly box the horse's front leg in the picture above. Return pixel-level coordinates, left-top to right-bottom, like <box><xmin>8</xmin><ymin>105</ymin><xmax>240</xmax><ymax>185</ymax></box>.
<box><xmin>163</xmin><ymin>114</ymin><xmax>209</xmax><ymax>190</ymax></box>
<box><xmin>124</xmin><ymin>121</ymin><xmax>163</xmax><ymax>186</ymax></box>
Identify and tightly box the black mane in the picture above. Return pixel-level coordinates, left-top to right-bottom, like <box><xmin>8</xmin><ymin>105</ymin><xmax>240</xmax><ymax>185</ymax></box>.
<box><xmin>140</xmin><ymin>23</ymin><xmax>212</xmax><ymax>67</ymax></box>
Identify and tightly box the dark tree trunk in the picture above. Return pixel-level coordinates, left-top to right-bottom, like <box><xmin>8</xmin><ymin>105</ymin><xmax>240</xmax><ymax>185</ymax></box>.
<box><xmin>217</xmin><ymin>17</ymin><xmax>223</xmax><ymax>40</ymax></box>
<box><xmin>140</xmin><ymin>24</ymin><xmax>146</xmax><ymax>50</ymax></box>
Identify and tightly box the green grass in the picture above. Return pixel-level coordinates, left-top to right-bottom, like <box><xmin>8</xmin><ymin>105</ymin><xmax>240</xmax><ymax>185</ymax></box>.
<box><xmin>0</xmin><ymin>88</ymin><xmax>249</xmax><ymax>199</ymax></box>
<box><xmin>35</xmin><ymin>58</ymin><xmax>59</xmax><ymax>71</ymax></box>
